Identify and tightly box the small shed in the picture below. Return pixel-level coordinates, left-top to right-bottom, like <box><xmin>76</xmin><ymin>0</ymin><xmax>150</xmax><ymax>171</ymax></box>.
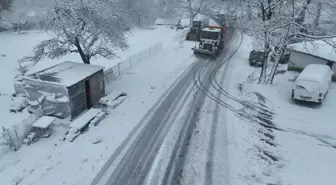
<box><xmin>177</xmin><ymin>18</ymin><xmax>191</xmax><ymax>28</ymax></box>
<box><xmin>288</xmin><ymin>39</ymin><xmax>336</xmax><ymax>79</ymax></box>
<box><xmin>155</xmin><ymin>18</ymin><xmax>178</xmax><ymax>26</ymax></box>
<box><xmin>23</xmin><ymin>61</ymin><xmax>105</xmax><ymax>120</ymax></box>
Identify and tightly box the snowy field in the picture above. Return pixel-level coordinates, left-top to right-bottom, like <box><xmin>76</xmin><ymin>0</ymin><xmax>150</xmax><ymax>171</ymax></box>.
<box><xmin>222</xmin><ymin>35</ymin><xmax>336</xmax><ymax>185</ymax></box>
<box><xmin>0</xmin><ymin>26</ymin><xmax>195</xmax><ymax>185</ymax></box>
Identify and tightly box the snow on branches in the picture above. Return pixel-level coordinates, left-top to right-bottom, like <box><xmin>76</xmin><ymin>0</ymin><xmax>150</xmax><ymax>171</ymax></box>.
<box><xmin>21</xmin><ymin>0</ymin><xmax>130</xmax><ymax>65</ymax></box>
<box><xmin>239</xmin><ymin>0</ymin><xmax>336</xmax><ymax>84</ymax></box>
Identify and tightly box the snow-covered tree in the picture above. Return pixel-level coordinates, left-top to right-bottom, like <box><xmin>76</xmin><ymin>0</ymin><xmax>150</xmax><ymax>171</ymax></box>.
<box><xmin>0</xmin><ymin>0</ymin><xmax>12</xmax><ymax>19</ymax></box>
<box><xmin>21</xmin><ymin>0</ymin><xmax>130</xmax><ymax>65</ymax></box>
<box><xmin>123</xmin><ymin>0</ymin><xmax>156</xmax><ymax>27</ymax></box>
<box><xmin>234</xmin><ymin>0</ymin><xmax>336</xmax><ymax>84</ymax></box>
<box><xmin>3</xmin><ymin>0</ymin><xmax>52</xmax><ymax>33</ymax></box>
<box><xmin>0</xmin><ymin>0</ymin><xmax>11</xmax><ymax>12</ymax></box>
<box><xmin>166</xmin><ymin>0</ymin><xmax>209</xmax><ymax>25</ymax></box>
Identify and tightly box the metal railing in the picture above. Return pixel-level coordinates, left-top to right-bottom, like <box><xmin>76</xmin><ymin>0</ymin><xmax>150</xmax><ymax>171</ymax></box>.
<box><xmin>104</xmin><ymin>42</ymin><xmax>163</xmax><ymax>84</ymax></box>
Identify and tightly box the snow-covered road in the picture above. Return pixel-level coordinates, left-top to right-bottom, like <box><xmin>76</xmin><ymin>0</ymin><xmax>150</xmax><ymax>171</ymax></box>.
<box><xmin>90</xmin><ymin>28</ymin><xmax>248</xmax><ymax>185</ymax></box>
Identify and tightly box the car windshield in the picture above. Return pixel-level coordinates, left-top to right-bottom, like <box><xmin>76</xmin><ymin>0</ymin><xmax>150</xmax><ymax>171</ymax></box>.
<box><xmin>201</xmin><ymin>31</ymin><xmax>219</xmax><ymax>40</ymax></box>
<box><xmin>296</xmin><ymin>80</ymin><xmax>319</xmax><ymax>91</ymax></box>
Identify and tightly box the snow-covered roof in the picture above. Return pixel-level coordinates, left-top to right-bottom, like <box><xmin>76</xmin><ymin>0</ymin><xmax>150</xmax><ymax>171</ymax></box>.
<box><xmin>155</xmin><ymin>18</ymin><xmax>178</xmax><ymax>25</ymax></box>
<box><xmin>29</xmin><ymin>61</ymin><xmax>104</xmax><ymax>87</ymax></box>
<box><xmin>289</xmin><ymin>39</ymin><xmax>336</xmax><ymax>62</ymax></box>
<box><xmin>32</xmin><ymin>116</ymin><xmax>56</xmax><ymax>128</ymax></box>
<box><xmin>178</xmin><ymin>18</ymin><xmax>190</xmax><ymax>27</ymax></box>
<box><xmin>194</xmin><ymin>14</ymin><xmax>206</xmax><ymax>21</ymax></box>
<box><xmin>297</xmin><ymin>64</ymin><xmax>331</xmax><ymax>83</ymax></box>
<box><xmin>202</xmin><ymin>27</ymin><xmax>221</xmax><ymax>32</ymax></box>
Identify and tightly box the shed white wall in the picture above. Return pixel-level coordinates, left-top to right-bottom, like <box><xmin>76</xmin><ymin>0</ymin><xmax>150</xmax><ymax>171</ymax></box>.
<box><xmin>288</xmin><ymin>50</ymin><xmax>336</xmax><ymax>78</ymax></box>
<box><xmin>289</xmin><ymin>50</ymin><xmax>328</xmax><ymax>68</ymax></box>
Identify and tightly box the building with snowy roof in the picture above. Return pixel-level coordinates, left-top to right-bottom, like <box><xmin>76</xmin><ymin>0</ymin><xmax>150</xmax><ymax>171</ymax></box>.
<box><xmin>288</xmin><ymin>39</ymin><xmax>336</xmax><ymax>79</ymax></box>
<box><xmin>21</xmin><ymin>61</ymin><xmax>105</xmax><ymax>120</ymax></box>
<box><xmin>154</xmin><ymin>18</ymin><xmax>178</xmax><ymax>26</ymax></box>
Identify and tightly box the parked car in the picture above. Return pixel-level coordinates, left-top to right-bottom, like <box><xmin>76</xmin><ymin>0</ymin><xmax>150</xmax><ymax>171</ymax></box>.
<box><xmin>279</xmin><ymin>53</ymin><xmax>290</xmax><ymax>64</ymax></box>
<box><xmin>249</xmin><ymin>50</ymin><xmax>265</xmax><ymax>67</ymax></box>
<box><xmin>292</xmin><ymin>64</ymin><xmax>333</xmax><ymax>104</ymax></box>
<box><xmin>249</xmin><ymin>49</ymin><xmax>290</xmax><ymax>67</ymax></box>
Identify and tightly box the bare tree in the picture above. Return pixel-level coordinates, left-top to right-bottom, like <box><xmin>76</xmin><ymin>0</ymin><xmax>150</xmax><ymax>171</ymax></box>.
<box><xmin>0</xmin><ymin>0</ymin><xmax>12</xmax><ymax>19</ymax></box>
<box><xmin>238</xmin><ymin>0</ymin><xmax>336</xmax><ymax>84</ymax></box>
<box><xmin>168</xmin><ymin>0</ymin><xmax>208</xmax><ymax>26</ymax></box>
<box><xmin>20</xmin><ymin>0</ymin><xmax>130</xmax><ymax>65</ymax></box>
<box><xmin>123</xmin><ymin>0</ymin><xmax>155</xmax><ymax>27</ymax></box>
<box><xmin>313</xmin><ymin>0</ymin><xmax>322</xmax><ymax>28</ymax></box>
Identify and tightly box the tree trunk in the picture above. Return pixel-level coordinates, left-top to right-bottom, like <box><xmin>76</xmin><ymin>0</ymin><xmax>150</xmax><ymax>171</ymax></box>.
<box><xmin>18</xmin><ymin>13</ymin><xmax>24</xmax><ymax>34</ymax></box>
<box><xmin>259</xmin><ymin>42</ymin><xmax>270</xmax><ymax>84</ymax></box>
<box><xmin>18</xmin><ymin>20</ymin><xmax>21</xmax><ymax>34</ymax></box>
<box><xmin>296</xmin><ymin>0</ymin><xmax>311</xmax><ymax>25</ymax></box>
<box><xmin>75</xmin><ymin>37</ymin><xmax>90</xmax><ymax>64</ymax></box>
<box><xmin>268</xmin><ymin>49</ymin><xmax>284</xmax><ymax>84</ymax></box>
<box><xmin>189</xmin><ymin>14</ymin><xmax>195</xmax><ymax>28</ymax></box>
<box><xmin>313</xmin><ymin>1</ymin><xmax>322</xmax><ymax>28</ymax></box>
<box><xmin>247</xmin><ymin>1</ymin><xmax>252</xmax><ymax>20</ymax></box>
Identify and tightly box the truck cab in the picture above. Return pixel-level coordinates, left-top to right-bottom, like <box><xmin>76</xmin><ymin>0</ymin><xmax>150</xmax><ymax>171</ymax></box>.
<box><xmin>193</xmin><ymin>26</ymin><xmax>225</xmax><ymax>58</ymax></box>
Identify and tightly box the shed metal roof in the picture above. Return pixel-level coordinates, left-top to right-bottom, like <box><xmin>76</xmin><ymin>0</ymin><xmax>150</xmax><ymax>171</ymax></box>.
<box><xmin>28</xmin><ymin>61</ymin><xmax>104</xmax><ymax>87</ymax></box>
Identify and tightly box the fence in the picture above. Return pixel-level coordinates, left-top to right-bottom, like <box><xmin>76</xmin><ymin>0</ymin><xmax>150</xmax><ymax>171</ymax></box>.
<box><xmin>104</xmin><ymin>42</ymin><xmax>163</xmax><ymax>84</ymax></box>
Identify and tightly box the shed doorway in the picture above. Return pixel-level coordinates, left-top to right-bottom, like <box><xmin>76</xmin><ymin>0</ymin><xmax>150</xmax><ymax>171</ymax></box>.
<box><xmin>85</xmin><ymin>80</ymin><xmax>92</xmax><ymax>109</ymax></box>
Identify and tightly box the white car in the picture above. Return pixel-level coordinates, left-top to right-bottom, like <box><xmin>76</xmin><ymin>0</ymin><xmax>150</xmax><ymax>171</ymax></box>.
<box><xmin>292</xmin><ymin>64</ymin><xmax>333</xmax><ymax>104</ymax></box>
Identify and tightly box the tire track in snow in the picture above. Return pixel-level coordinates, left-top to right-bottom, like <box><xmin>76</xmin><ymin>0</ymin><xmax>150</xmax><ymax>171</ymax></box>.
<box><xmin>206</xmin><ymin>29</ymin><xmax>243</xmax><ymax>185</ymax></box>
<box><xmin>165</xmin><ymin>28</ymin><xmax>239</xmax><ymax>185</ymax></box>
<box><xmin>91</xmin><ymin>62</ymin><xmax>198</xmax><ymax>185</ymax></box>
<box><xmin>103</xmin><ymin>59</ymin><xmax>205</xmax><ymax>185</ymax></box>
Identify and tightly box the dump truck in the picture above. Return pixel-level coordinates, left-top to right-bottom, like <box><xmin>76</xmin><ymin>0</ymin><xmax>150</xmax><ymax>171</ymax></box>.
<box><xmin>192</xmin><ymin>25</ymin><xmax>226</xmax><ymax>58</ymax></box>
<box><xmin>186</xmin><ymin>18</ymin><xmax>210</xmax><ymax>41</ymax></box>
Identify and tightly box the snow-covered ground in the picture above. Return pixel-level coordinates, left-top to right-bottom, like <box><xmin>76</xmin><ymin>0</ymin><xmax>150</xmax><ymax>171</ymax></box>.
<box><xmin>0</xmin><ymin>26</ymin><xmax>196</xmax><ymax>185</ymax></box>
<box><xmin>222</xmin><ymin>35</ymin><xmax>336</xmax><ymax>185</ymax></box>
<box><xmin>1</xmin><ymin>26</ymin><xmax>336</xmax><ymax>185</ymax></box>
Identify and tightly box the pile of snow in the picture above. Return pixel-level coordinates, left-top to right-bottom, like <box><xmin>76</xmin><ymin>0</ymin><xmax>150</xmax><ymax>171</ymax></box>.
<box><xmin>9</xmin><ymin>95</ymin><xmax>27</xmax><ymax>113</ymax></box>
<box><xmin>99</xmin><ymin>90</ymin><xmax>127</xmax><ymax>109</ymax></box>
<box><xmin>155</xmin><ymin>18</ymin><xmax>178</xmax><ymax>26</ymax></box>
<box><xmin>178</xmin><ymin>18</ymin><xmax>190</xmax><ymax>27</ymax></box>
